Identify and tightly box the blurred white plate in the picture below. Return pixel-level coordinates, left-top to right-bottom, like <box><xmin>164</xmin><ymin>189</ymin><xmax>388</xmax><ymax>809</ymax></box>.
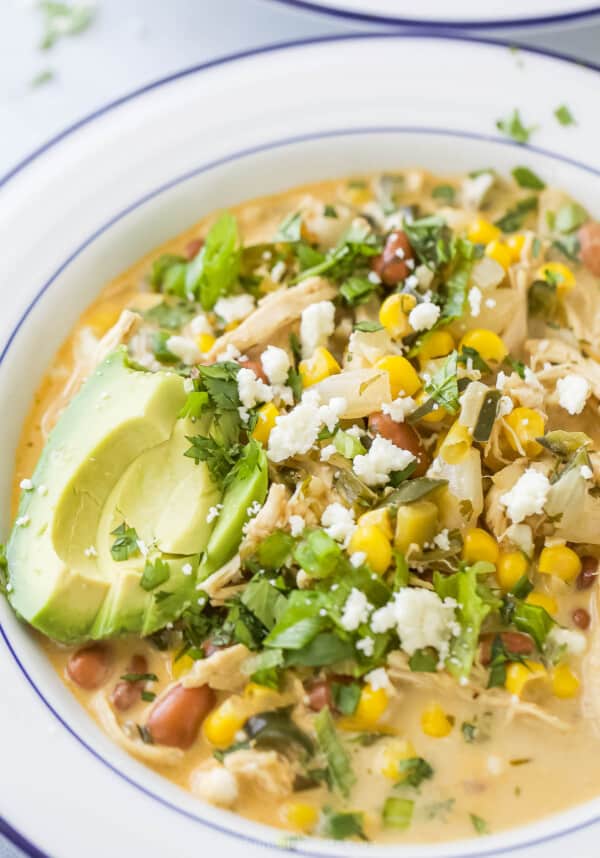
<box><xmin>1</xmin><ymin>32</ymin><xmax>600</xmax><ymax>858</ymax></box>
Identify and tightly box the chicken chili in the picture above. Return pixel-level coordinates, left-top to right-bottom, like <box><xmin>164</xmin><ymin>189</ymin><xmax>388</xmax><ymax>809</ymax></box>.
<box><xmin>5</xmin><ymin>167</ymin><xmax>600</xmax><ymax>843</ymax></box>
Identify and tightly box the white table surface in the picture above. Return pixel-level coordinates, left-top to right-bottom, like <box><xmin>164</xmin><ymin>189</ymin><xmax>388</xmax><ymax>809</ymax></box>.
<box><xmin>1</xmin><ymin>1</ymin><xmax>599</xmax><ymax>855</ymax></box>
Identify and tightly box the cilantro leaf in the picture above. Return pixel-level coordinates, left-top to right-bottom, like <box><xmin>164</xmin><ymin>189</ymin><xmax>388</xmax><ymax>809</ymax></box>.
<box><xmin>494</xmin><ymin>196</ymin><xmax>538</xmax><ymax>233</ymax></box>
<box><xmin>470</xmin><ymin>813</ymin><xmax>489</xmax><ymax>835</ymax></box>
<box><xmin>320</xmin><ymin>808</ymin><xmax>367</xmax><ymax>841</ymax></box>
<box><xmin>496</xmin><ymin>109</ymin><xmax>535</xmax><ymax>144</ymax></box>
<box><xmin>140</xmin><ymin>558</ymin><xmax>171</xmax><ymax>592</ymax></box>
<box><xmin>110</xmin><ymin>522</ymin><xmax>140</xmax><ymax>562</ymax></box>
<box><xmin>143</xmin><ymin>301</ymin><xmax>196</xmax><ymax>331</ymax></box>
<box><xmin>432</xmin><ymin>184</ymin><xmax>456</xmax><ymax>203</ymax></box>
<box><xmin>511</xmin><ymin>167</ymin><xmax>545</xmax><ymax>191</ymax></box>
<box><xmin>425</xmin><ymin>351</ymin><xmax>460</xmax><ymax>414</ymax></box>
<box><xmin>554</xmin><ymin>104</ymin><xmax>575</xmax><ymax>126</ymax></box>
<box><xmin>185</xmin><ymin>212</ymin><xmax>241</xmax><ymax>309</ymax></box>
<box><xmin>39</xmin><ymin>1</ymin><xmax>95</xmax><ymax>50</ymax></box>
<box><xmin>436</xmin><ymin>564</ymin><xmax>493</xmax><ymax>679</ymax></box>
<box><xmin>397</xmin><ymin>756</ymin><xmax>434</xmax><ymax>788</ymax></box>
<box><xmin>184</xmin><ymin>436</ymin><xmax>243</xmax><ymax>483</ymax></box>
<box><xmin>315</xmin><ymin>707</ymin><xmax>356</xmax><ymax>797</ymax></box>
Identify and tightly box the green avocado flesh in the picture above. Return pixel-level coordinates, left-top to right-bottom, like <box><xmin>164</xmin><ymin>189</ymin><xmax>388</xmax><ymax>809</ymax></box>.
<box><xmin>7</xmin><ymin>348</ymin><xmax>268</xmax><ymax>643</ymax></box>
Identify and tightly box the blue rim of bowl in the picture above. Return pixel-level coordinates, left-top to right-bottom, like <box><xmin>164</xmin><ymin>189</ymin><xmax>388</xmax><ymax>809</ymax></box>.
<box><xmin>264</xmin><ymin>0</ymin><xmax>600</xmax><ymax>29</ymax></box>
<box><xmin>1</xmin><ymin>31</ymin><xmax>600</xmax><ymax>858</ymax></box>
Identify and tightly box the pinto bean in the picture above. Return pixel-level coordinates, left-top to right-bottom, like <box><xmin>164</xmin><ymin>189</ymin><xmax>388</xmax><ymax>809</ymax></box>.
<box><xmin>67</xmin><ymin>644</ymin><xmax>111</xmax><ymax>690</ymax></box>
<box><xmin>306</xmin><ymin>680</ymin><xmax>334</xmax><ymax>712</ymax></box>
<box><xmin>578</xmin><ymin>222</ymin><xmax>600</xmax><ymax>276</ymax></box>
<box><xmin>184</xmin><ymin>238</ymin><xmax>204</xmax><ymax>261</ymax></box>
<box><xmin>111</xmin><ymin>654</ymin><xmax>148</xmax><ymax>712</ymax></box>
<box><xmin>370</xmin><ymin>230</ymin><xmax>414</xmax><ymax>286</ymax></box>
<box><xmin>576</xmin><ymin>555</ymin><xmax>598</xmax><ymax>590</ymax></box>
<box><xmin>573</xmin><ymin>608</ymin><xmax>591</xmax><ymax>630</ymax></box>
<box><xmin>240</xmin><ymin>358</ymin><xmax>269</xmax><ymax>384</ymax></box>
<box><xmin>147</xmin><ymin>683</ymin><xmax>215</xmax><ymax>749</ymax></box>
<box><xmin>479</xmin><ymin>632</ymin><xmax>535</xmax><ymax>666</ymax></box>
<box><xmin>368</xmin><ymin>412</ymin><xmax>429</xmax><ymax>476</ymax></box>
<box><xmin>201</xmin><ymin>639</ymin><xmax>224</xmax><ymax>658</ymax></box>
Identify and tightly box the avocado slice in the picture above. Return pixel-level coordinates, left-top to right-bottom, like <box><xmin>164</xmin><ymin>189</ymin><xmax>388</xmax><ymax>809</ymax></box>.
<box><xmin>7</xmin><ymin>350</ymin><xmax>218</xmax><ymax>643</ymax></box>
<box><xmin>198</xmin><ymin>444</ymin><xmax>269</xmax><ymax>581</ymax></box>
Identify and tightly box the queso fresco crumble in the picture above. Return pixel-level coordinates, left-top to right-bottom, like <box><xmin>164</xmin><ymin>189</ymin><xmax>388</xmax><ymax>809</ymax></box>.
<box><xmin>5</xmin><ymin>166</ymin><xmax>600</xmax><ymax>843</ymax></box>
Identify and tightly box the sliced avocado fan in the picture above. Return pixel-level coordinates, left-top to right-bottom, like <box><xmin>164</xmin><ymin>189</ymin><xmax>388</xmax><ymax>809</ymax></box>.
<box><xmin>7</xmin><ymin>348</ymin><xmax>268</xmax><ymax>643</ymax></box>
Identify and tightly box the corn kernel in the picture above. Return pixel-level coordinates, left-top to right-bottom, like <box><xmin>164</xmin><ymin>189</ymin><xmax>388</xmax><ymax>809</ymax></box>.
<box><xmin>203</xmin><ymin>699</ymin><xmax>246</xmax><ymax>748</ymax></box>
<box><xmin>87</xmin><ymin>306</ymin><xmax>122</xmax><ymax>335</ymax></box>
<box><xmin>380</xmin><ymin>738</ymin><xmax>417</xmax><ymax>780</ymax></box>
<box><xmin>196</xmin><ymin>333</ymin><xmax>216</xmax><ymax>354</ymax></box>
<box><xmin>339</xmin><ymin>684</ymin><xmax>389</xmax><ymax>732</ymax></box>
<box><xmin>421</xmin><ymin>703</ymin><xmax>453</xmax><ymax>738</ymax></box>
<box><xmin>375</xmin><ymin>355</ymin><xmax>421</xmax><ymax>398</ymax></box>
<box><xmin>415</xmin><ymin>390</ymin><xmax>447</xmax><ymax>424</ymax></box>
<box><xmin>171</xmin><ymin>652</ymin><xmax>195</xmax><ymax>679</ymax></box>
<box><xmin>503</xmin><ymin>407</ymin><xmax>545</xmax><ymax>457</ymax></box>
<box><xmin>418</xmin><ymin>330</ymin><xmax>455</xmax><ymax>363</ymax></box>
<box><xmin>496</xmin><ymin>551</ymin><xmax>528</xmax><ymax>590</ymax></box>
<box><xmin>395</xmin><ymin>501</ymin><xmax>438</xmax><ymax>554</ymax></box>
<box><xmin>379</xmin><ymin>293</ymin><xmax>416</xmax><ymax>338</ymax></box>
<box><xmin>251</xmin><ymin>402</ymin><xmax>280</xmax><ymax>445</ymax></box>
<box><xmin>224</xmin><ymin>320</ymin><xmax>240</xmax><ymax>333</ymax></box>
<box><xmin>552</xmin><ymin>663</ymin><xmax>580</xmax><ymax>699</ymax></box>
<box><xmin>349</xmin><ymin>524</ymin><xmax>392</xmax><ymax>575</ymax></box>
<box><xmin>505</xmin><ymin>660</ymin><xmax>547</xmax><ymax>697</ymax></box>
<box><xmin>526</xmin><ymin>591</ymin><xmax>558</xmax><ymax>615</ymax></box>
<box><xmin>439</xmin><ymin>420</ymin><xmax>472</xmax><ymax>465</ymax></box>
<box><xmin>345</xmin><ymin>184</ymin><xmax>372</xmax><ymax>206</ymax></box>
<box><xmin>536</xmin><ymin>262</ymin><xmax>576</xmax><ymax>296</ymax></box>
<box><xmin>281</xmin><ymin>802</ymin><xmax>318</xmax><ymax>833</ymax></box>
<box><xmin>485</xmin><ymin>240</ymin><xmax>513</xmax><ymax>271</ymax></box>
<box><xmin>463</xmin><ymin>528</ymin><xmax>499</xmax><ymax>565</ymax></box>
<box><xmin>538</xmin><ymin>544</ymin><xmax>581</xmax><ymax>583</ymax></box>
<box><xmin>299</xmin><ymin>346</ymin><xmax>340</xmax><ymax>388</ymax></box>
<box><xmin>506</xmin><ymin>233</ymin><xmax>526</xmax><ymax>262</ymax></box>
<box><xmin>467</xmin><ymin>217</ymin><xmax>501</xmax><ymax>245</ymax></box>
<box><xmin>459</xmin><ymin>329</ymin><xmax>507</xmax><ymax>363</ymax></box>
<box><xmin>358</xmin><ymin>508</ymin><xmax>394</xmax><ymax>541</ymax></box>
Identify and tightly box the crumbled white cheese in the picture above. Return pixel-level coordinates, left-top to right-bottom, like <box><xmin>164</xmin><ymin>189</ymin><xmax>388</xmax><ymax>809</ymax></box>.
<box><xmin>524</xmin><ymin>367</ymin><xmax>543</xmax><ymax>390</ymax></box>
<box><xmin>461</xmin><ymin>171</ymin><xmax>495</xmax><ymax>209</ymax></box>
<box><xmin>166</xmin><ymin>335</ymin><xmax>201</xmax><ymax>365</ymax></box>
<box><xmin>353</xmin><ymin>436</ymin><xmax>416</xmax><ymax>487</ymax></box>
<box><xmin>214</xmin><ymin>294</ymin><xmax>255</xmax><ymax>325</ymax></box>
<box><xmin>340</xmin><ymin>588</ymin><xmax>373</xmax><ymax>631</ymax></box>
<box><xmin>206</xmin><ymin>504</ymin><xmax>223</xmax><ymax>523</ymax></box>
<box><xmin>468</xmin><ymin>286</ymin><xmax>482</xmax><ymax>318</ymax></box>
<box><xmin>84</xmin><ymin>545</ymin><xmax>97</xmax><ymax>558</ymax></box>
<box><xmin>190</xmin><ymin>313</ymin><xmax>213</xmax><ymax>336</ymax></box>
<box><xmin>408</xmin><ymin>301</ymin><xmax>440</xmax><ymax>332</ymax></box>
<box><xmin>247</xmin><ymin>500</ymin><xmax>262</xmax><ymax>517</ymax></box>
<box><xmin>182</xmin><ymin>563</ymin><xmax>193</xmax><ymax>577</ymax></box>
<box><xmin>547</xmin><ymin>627</ymin><xmax>587</xmax><ymax>656</ymax></box>
<box><xmin>364</xmin><ymin>667</ymin><xmax>393</xmax><ymax>692</ymax></box>
<box><xmin>215</xmin><ymin>344</ymin><xmax>242</xmax><ymax>362</ymax></box>
<box><xmin>581</xmin><ymin>465</ymin><xmax>593</xmax><ymax>480</ymax></box>
<box><xmin>487</xmin><ymin>755</ymin><xmax>505</xmax><ymax>776</ymax></box>
<box><xmin>320</xmin><ymin>444</ymin><xmax>337</xmax><ymax>462</ymax></box>
<box><xmin>504</xmin><ymin>523</ymin><xmax>534</xmax><ymax>557</ymax></box>
<box><xmin>499</xmin><ymin>468</ymin><xmax>551</xmax><ymax>524</ymax></box>
<box><xmin>381</xmin><ymin>396</ymin><xmax>417</xmax><ymax>423</ymax></box>
<box><xmin>237</xmin><ymin>367</ymin><xmax>273</xmax><ymax>410</ymax></box>
<box><xmin>319</xmin><ymin>397</ymin><xmax>347</xmax><ymax>432</ymax></box>
<box><xmin>485</xmin><ymin>298</ymin><xmax>497</xmax><ymax>309</ymax></box>
<box><xmin>495</xmin><ymin>371</ymin><xmax>507</xmax><ymax>391</ymax></box>
<box><xmin>190</xmin><ymin>766</ymin><xmax>239</xmax><ymax>808</ymax></box>
<box><xmin>289</xmin><ymin>515</ymin><xmax>306</xmax><ymax>537</ymax></box>
<box><xmin>321</xmin><ymin>502</ymin><xmax>356</xmax><ymax>548</ymax></box>
<box><xmin>370</xmin><ymin>589</ymin><xmax>459</xmax><ymax>661</ymax></box>
<box><xmin>356</xmin><ymin>636</ymin><xmax>374</xmax><ymax>657</ymax></box>
<box><xmin>261</xmin><ymin>345</ymin><xmax>290</xmax><ymax>385</ymax></box>
<box><xmin>267</xmin><ymin>391</ymin><xmax>345</xmax><ymax>463</ymax></box>
<box><xmin>433</xmin><ymin>529</ymin><xmax>451</xmax><ymax>551</ymax></box>
<box><xmin>556</xmin><ymin>374</ymin><xmax>590</xmax><ymax>416</ymax></box>
<box><xmin>300</xmin><ymin>300</ymin><xmax>336</xmax><ymax>358</ymax></box>
<box><xmin>498</xmin><ymin>395</ymin><xmax>514</xmax><ymax>417</ymax></box>
<box><xmin>270</xmin><ymin>260</ymin><xmax>287</xmax><ymax>283</ymax></box>
<box><xmin>350</xmin><ymin>551</ymin><xmax>367</xmax><ymax>568</ymax></box>
<box><xmin>19</xmin><ymin>478</ymin><xmax>33</xmax><ymax>491</ymax></box>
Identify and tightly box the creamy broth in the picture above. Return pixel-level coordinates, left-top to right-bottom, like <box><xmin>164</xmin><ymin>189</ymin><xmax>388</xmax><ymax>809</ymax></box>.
<box><xmin>8</xmin><ymin>170</ymin><xmax>600</xmax><ymax>843</ymax></box>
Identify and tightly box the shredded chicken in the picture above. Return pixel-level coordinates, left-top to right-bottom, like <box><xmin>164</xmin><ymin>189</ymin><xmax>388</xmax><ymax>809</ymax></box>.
<box><xmin>223</xmin><ymin>749</ymin><xmax>295</xmax><ymax>796</ymax></box>
<box><xmin>527</xmin><ymin>337</ymin><xmax>600</xmax><ymax>401</ymax></box>
<box><xmin>199</xmin><ymin>554</ymin><xmax>242</xmax><ymax>600</ymax></box>
<box><xmin>181</xmin><ymin>644</ymin><xmax>251</xmax><ymax>692</ymax></box>
<box><xmin>208</xmin><ymin>277</ymin><xmax>335</xmax><ymax>358</ymax></box>
<box><xmin>241</xmin><ymin>484</ymin><xmax>290</xmax><ymax>556</ymax></box>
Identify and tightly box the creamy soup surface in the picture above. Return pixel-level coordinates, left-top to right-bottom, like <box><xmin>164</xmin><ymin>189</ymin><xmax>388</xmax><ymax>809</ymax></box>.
<box><xmin>7</xmin><ymin>169</ymin><xmax>600</xmax><ymax>843</ymax></box>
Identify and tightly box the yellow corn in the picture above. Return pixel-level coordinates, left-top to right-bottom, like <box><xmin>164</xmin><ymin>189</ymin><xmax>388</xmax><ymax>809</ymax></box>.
<box><xmin>463</xmin><ymin>528</ymin><xmax>499</xmax><ymax>565</ymax></box>
<box><xmin>299</xmin><ymin>346</ymin><xmax>340</xmax><ymax>387</ymax></box>
<box><xmin>379</xmin><ymin>293</ymin><xmax>416</xmax><ymax>338</ymax></box>
<box><xmin>467</xmin><ymin>217</ymin><xmax>501</xmax><ymax>245</ymax></box>
<box><xmin>380</xmin><ymin>738</ymin><xmax>417</xmax><ymax>780</ymax></box>
<box><xmin>345</xmin><ymin>184</ymin><xmax>372</xmax><ymax>206</ymax></box>
<box><xmin>357</xmin><ymin>508</ymin><xmax>394</xmax><ymax>541</ymax></box>
<box><xmin>395</xmin><ymin>501</ymin><xmax>438</xmax><ymax>554</ymax></box>
<box><xmin>171</xmin><ymin>652</ymin><xmax>196</xmax><ymax>679</ymax></box>
<box><xmin>536</xmin><ymin>262</ymin><xmax>576</xmax><ymax>296</ymax></box>
<box><xmin>505</xmin><ymin>660</ymin><xmax>547</xmax><ymax>697</ymax></box>
<box><xmin>421</xmin><ymin>704</ymin><xmax>453</xmax><ymax>738</ymax></box>
<box><xmin>526</xmin><ymin>591</ymin><xmax>558</xmax><ymax>616</ymax></box>
<box><xmin>538</xmin><ymin>544</ymin><xmax>581</xmax><ymax>584</ymax></box>
<box><xmin>506</xmin><ymin>233</ymin><xmax>526</xmax><ymax>262</ymax></box>
<box><xmin>439</xmin><ymin>420</ymin><xmax>472</xmax><ymax>465</ymax></box>
<box><xmin>338</xmin><ymin>684</ymin><xmax>389</xmax><ymax>732</ymax></box>
<box><xmin>503</xmin><ymin>407</ymin><xmax>545</xmax><ymax>457</ymax></box>
<box><xmin>418</xmin><ymin>330</ymin><xmax>455</xmax><ymax>363</ymax></box>
<box><xmin>459</xmin><ymin>329</ymin><xmax>507</xmax><ymax>364</ymax></box>
<box><xmin>280</xmin><ymin>802</ymin><xmax>318</xmax><ymax>834</ymax></box>
<box><xmin>496</xmin><ymin>551</ymin><xmax>528</xmax><ymax>590</ymax></box>
<box><xmin>87</xmin><ymin>305</ymin><xmax>122</xmax><ymax>335</ymax></box>
<box><xmin>415</xmin><ymin>390</ymin><xmax>447</xmax><ymax>424</ymax></box>
<box><xmin>349</xmin><ymin>524</ymin><xmax>392</xmax><ymax>575</ymax></box>
<box><xmin>224</xmin><ymin>320</ymin><xmax>240</xmax><ymax>333</ymax></box>
<box><xmin>251</xmin><ymin>402</ymin><xmax>280</xmax><ymax>445</ymax></box>
<box><xmin>203</xmin><ymin>698</ymin><xmax>246</xmax><ymax>749</ymax></box>
<box><xmin>552</xmin><ymin>663</ymin><xmax>580</xmax><ymax>699</ymax></box>
<box><xmin>485</xmin><ymin>240</ymin><xmax>513</xmax><ymax>271</ymax></box>
<box><xmin>196</xmin><ymin>333</ymin><xmax>216</xmax><ymax>354</ymax></box>
<box><xmin>375</xmin><ymin>355</ymin><xmax>421</xmax><ymax>398</ymax></box>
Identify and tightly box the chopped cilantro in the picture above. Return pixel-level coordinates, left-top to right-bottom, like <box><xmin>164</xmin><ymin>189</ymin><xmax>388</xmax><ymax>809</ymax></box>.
<box><xmin>397</xmin><ymin>757</ymin><xmax>434</xmax><ymax>788</ymax></box>
<box><xmin>143</xmin><ymin>301</ymin><xmax>196</xmax><ymax>330</ymax></box>
<box><xmin>555</xmin><ymin>201</ymin><xmax>588</xmax><ymax>234</ymax></box>
<box><xmin>331</xmin><ymin>682</ymin><xmax>361</xmax><ymax>716</ymax></box>
<box><xmin>496</xmin><ymin>109</ymin><xmax>535</xmax><ymax>145</ymax></box>
<box><xmin>494</xmin><ymin>196</ymin><xmax>538</xmax><ymax>233</ymax></box>
<box><xmin>425</xmin><ymin>351</ymin><xmax>460</xmax><ymax>414</ymax></box>
<box><xmin>324</xmin><ymin>204</ymin><xmax>338</xmax><ymax>218</ymax></box>
<box><xmin>554</xmin><ymin>104</ymin><xmax>575</xmax><ymax>126</ymax></box>
<box><xmin>470</xmin><ymin>813</ymin><xmax>489</xmax><ymax>835</ymax></box>
<box><xmin>185</xmin><ymin>212</ymin><xmax>241</xmax><ymax>310</ymax></box>
<box><xmin>110</xmin><ymin>522</ymin><xmax>140</xmax><ymax>562</ymax></box>
<box><xmin>39</xmin><ymin>1</ymin><xmax>95</xmax><ymax>50</ymax></box>
<box><xmin>408</xmin><ymin>648</ymin><xmax>438</xmax><ymax>672</ymax></box>
<box><xmin>354</xmin><ymin>320</ymin><xmax>383</xmax><ymax>333</ymax></box>
<box><xmin>340</xmin><ymin>276</ymin><xmax>376</xmax><ymax>306</ymax></box>
<box><xmin>320</xmin><ymin>808</ymin><xmax>367</xmax><ymax>841</ymax></box>
<box><xmin>511</xmin><ymin>167</ymin><xmax>545</xmax><ymax>190</ymax></box>
<box><xmin>31</xmin><ymin>68</ymin><xmax>54</xmax><ymax>87</ymax></box>
<box><xmin>275</xmin><ymin>211</ymin><xmax>302</xmax><ymax>242</ymax></box>
<box><xmin>120</xmin><ymin>672</ymin><xmax>158</xmax><ymax>683</ymax></box>
<box><xmin>140</xmin><ymin>558</ymin><xmax>171</xmax><ymax>592</ymax></box>
<box><xmin>432</xmin><ymin>184</ymin><xmax>456</xmax><ymax>203</ymax></box>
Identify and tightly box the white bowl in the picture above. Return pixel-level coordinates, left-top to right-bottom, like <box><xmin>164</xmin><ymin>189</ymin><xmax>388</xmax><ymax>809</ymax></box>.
<box><xmin>264</xmin><ymin>0</ymin><xmax>600</xmax><ymax>29</ymax></box>
<box><xmin>1</xmin><ymin>33</ymin><xmax>600</xmax><ymax>858</ymax></box>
